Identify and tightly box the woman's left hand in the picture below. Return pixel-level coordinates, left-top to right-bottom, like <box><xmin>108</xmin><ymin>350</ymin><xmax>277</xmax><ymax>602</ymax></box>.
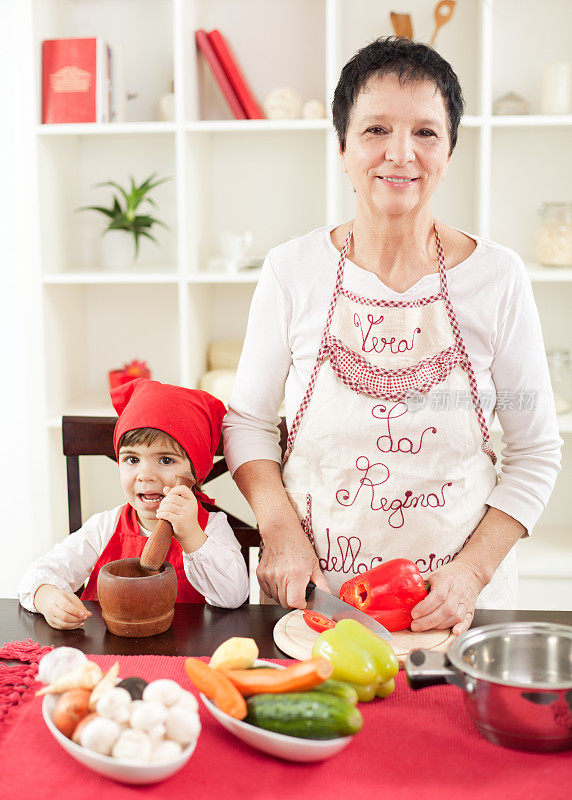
<box><xmin>409</xmin><ymin>560</ymin><xmax>485</xmax><ymax>636</ymax></box>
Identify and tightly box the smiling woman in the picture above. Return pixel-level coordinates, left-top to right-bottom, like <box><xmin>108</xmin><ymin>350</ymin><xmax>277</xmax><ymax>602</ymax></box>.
<box><xmin>223</xmin><ymin>36</ymin><xmax>561</xmax><ymax>633</ymax></box>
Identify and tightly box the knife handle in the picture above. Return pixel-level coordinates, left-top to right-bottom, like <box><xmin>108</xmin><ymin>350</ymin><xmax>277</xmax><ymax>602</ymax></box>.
<box><xmin>305</xmin><ymin>581</ymin><xmax>316</xmax><ymax>601</ymax></box>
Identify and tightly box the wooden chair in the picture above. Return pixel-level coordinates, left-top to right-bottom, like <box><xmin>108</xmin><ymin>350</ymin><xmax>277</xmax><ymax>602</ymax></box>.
<box><xmin>62</xmin><ymin>415</ymin><xmax>288</xmax><ymax>571</ymax></box>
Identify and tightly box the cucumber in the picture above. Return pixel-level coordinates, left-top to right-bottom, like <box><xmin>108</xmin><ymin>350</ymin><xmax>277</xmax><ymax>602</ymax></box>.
<box><xmin>313</xmin><ymin>679</ymin><xmax>359</xmax><ymax>705</ymax></box>
<box><xmin>245</xmin><ymin>691</ymin><xmax>363</xmax><ymax>739</ymax></box>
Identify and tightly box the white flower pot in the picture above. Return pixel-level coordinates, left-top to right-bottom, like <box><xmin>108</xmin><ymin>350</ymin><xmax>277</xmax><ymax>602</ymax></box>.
<box><xmin>100</xmin><ymin>229</ymin><xmax>135</xmax><ymax>270</ymax></box>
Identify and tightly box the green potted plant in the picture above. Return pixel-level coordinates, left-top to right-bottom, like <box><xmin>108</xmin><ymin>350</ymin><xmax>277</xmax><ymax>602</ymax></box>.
<box><xmin>79</xmin><ymin>173</ymin><xmax>170</xmax><ymax>269</ymax></box>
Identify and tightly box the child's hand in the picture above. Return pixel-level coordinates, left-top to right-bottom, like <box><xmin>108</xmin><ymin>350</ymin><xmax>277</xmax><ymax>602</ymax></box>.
<box><xmin>156</xmin><ymin>484</ymin><xmax>207</xmax><ymax>553</ymax></box>
<box><xmin>34</xmin><ymin>584</ymin><xmax>92</xmax><ymax>630</ymax></box>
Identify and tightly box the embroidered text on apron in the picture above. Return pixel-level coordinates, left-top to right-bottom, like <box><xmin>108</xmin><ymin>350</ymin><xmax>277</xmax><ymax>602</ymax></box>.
<box><xmin>281</xmin><ymin>226</ymin><xmax>517</xmax><ymax>608</ymax></box>
<box><xmin>82</xmin><ymin>504</ymin><xmax>205</xmax><ymax>602</ymax></box>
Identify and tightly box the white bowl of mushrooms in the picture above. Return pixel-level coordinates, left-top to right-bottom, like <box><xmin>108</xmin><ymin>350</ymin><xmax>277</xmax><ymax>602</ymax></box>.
<box><xmin>39</xmin><ymin>648</ymin><xmax>200</xmax><ymax>784</ymax></box>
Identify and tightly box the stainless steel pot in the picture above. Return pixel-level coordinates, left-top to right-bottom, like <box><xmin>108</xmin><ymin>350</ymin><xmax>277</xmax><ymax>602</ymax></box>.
<box><xmin>405</xmin><ymin>622</ymin><xmax>572</xmax><ymax>752</ymax></box>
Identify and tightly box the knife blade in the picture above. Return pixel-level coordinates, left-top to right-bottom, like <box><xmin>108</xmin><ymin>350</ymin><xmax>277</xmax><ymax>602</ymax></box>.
<box><xmin>305</xmin><ymin>582</ymin><xmax>393</xmax><ymax>641</ymax></box>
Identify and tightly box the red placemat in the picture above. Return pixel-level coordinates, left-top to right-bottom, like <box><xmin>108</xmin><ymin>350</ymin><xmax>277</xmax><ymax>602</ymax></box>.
<box><xmin>1</xmin><ymin>649</ymin><xmax>571</xmax><ymax>799</ymax></box>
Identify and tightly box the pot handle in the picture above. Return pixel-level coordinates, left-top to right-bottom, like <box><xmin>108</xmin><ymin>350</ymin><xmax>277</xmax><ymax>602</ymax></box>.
<box><xmin>405</xmin><ymin>649</ymin><xmax>464</xmax><ymax>690</ymax></box>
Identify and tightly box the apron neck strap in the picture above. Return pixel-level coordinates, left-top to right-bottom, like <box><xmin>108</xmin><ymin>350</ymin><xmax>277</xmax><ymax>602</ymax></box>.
<box><xmin>433</xmin><ymin>222</ymin><xmax>448</xmax><ymax>296</ymax></box>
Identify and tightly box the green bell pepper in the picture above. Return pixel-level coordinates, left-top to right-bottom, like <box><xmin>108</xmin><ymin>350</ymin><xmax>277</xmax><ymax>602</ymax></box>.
<box><xmin>311</xmin><ymin>618</ymin><xmax>399</xmax><ymax>701</ymax></box>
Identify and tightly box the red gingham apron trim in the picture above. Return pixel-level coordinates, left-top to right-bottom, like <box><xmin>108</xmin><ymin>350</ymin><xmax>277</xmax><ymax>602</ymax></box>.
<box><xmin>300</xmin><ymin>493</ymin><xmax>314</xmax><ymax>546</ymax></box>
<box><xmin>340</xmin><ymin>287</ymin><xmax>441</xmax><ymax>308</ymax></box>
<box><xmin>434</xmin><ymin>227</ymin><xmax>496</xmax><ymax>464</ymax></box>
<box><xmin>325</xmin><ymin>335</ymin><xmax>462</xmax><ymax>400</ymax></box>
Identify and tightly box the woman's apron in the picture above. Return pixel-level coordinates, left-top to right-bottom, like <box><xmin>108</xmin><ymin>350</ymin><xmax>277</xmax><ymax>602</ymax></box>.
<box><xmin>82</xmin><ymin>504</ymin><xmax>205</xmax><ymax>602</ymax></box>
<box><xmin>281</xmin><ymin>225</ymin><xmax>517</xmax><ymax>608</ymax></box>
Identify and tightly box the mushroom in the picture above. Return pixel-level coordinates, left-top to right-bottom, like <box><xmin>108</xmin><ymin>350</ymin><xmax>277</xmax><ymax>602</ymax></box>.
<box><xmin>78</xmin><ymin>716</ymin><xmax>122</xmax><ymax>756</ymax></box>
<box><xmin>165</xmin><ymin>706</ymin><xmax>201</xmax><ymax>747</ymax></box>
<box><xmin>130</xmin><ymin>700</ymin><xmax>168</xmax><ymax>732</ymax></box>
<box><xmin>150</xmin><ymin>739</ymin><xmax>183</xmax><ymax>763</ymax></box>
<box><xmin>147</xmin><ymin>722</ymin><xmax>167</xmax><ymax>743</ymax></box>
<box><xmin>112</xmin><ymin>729</ymin><xmax>152</xmax><ymax>763</ymax></box>
<box><xmin>95</xmin><ymin>687</ymin><xmax>132</xmax><ymax>723</ymax></box>
<box><xmin>142</xmin><ymin>679</ymin><xmax>183</xmax><ymax>707</ymax></box>
<box><xmin>38</xmin><ymin>647</ymin><xmax>88</xmax><ymax>685</ymax></box>
<box><xmin>72</xmin><ymin>712</ymin><xmax>98</xmax><ymax>744</ymax></box>
<box><xmin>173</xmin><ymin>690</ymin><xmax>198</xmax><ymax>714</ymax></box>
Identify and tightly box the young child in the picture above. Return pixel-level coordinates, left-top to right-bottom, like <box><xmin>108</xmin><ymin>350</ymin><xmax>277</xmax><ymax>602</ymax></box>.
<box><xmin>18</xmin><ymin>378</ymin><xmax>250</xmax><ymax>629</ymax></box>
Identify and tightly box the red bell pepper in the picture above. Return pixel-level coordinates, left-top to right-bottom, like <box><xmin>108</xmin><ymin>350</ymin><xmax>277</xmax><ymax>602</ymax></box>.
<box><xmin>339</xmin><ymin>558</ymin><xmax>428</xmax><ymax>632</ymax></box>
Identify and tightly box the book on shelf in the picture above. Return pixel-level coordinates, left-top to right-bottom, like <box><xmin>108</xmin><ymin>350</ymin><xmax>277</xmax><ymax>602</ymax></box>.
<box><xmin>195</xmin><ymin>29</ymin><xmax>247</xmax><ymax>119</ymax></box>
<box><xmin>207</xmin><ymin>29</ymin><xmax>264</xmax><ymax>120</ymax></box>
<box><xmin>42</xmin><ymin>37</ymin><xmax>113</xmax><ymax>124</ymax></box>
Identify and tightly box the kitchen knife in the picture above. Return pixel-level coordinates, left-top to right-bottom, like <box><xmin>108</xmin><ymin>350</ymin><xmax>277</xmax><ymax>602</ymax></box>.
<box><xmin>305</xmin><ymin>582</ymin><xmax>393</xmax><ymax>641</ymax></box>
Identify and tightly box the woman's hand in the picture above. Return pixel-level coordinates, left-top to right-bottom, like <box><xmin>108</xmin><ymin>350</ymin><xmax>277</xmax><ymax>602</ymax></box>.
<box><xmin>34</xmin><ymin>584</ymin><xmax>92</xmax><ymax>630</ymax></box>
<box><xmin>409</xmin><ymin>560</ymin><xmax>485</xmax><ymax>636</ymax></box>
<box><xmin>257</xmin><ymin>519</ymin><xmax>330</xmax><ymax>609</ymax></box>
<box><xmin>156</xmin><ymin>485</ymin><xmax>207</xmax><ymax>553</ymax></box>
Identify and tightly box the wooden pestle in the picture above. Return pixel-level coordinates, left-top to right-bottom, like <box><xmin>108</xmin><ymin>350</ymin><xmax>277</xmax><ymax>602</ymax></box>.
<box><xmin>140</xmin><ymin>472</ymin><xmax>196</xmax><ymax>572</ymax></box>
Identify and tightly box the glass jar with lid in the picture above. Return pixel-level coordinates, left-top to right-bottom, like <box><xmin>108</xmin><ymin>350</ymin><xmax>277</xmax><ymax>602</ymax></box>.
<box><xmin>547</xmin><ymin>349</ymin><xmax>572</xmax><ymax>414</ymax></box>
<box><xmin>537</xmin><ymin>202</ymin><xmax>572</xmax><ymax>267</ymax></box>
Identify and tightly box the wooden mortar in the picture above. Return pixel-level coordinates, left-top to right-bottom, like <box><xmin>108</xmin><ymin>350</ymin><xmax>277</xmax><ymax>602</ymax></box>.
<box><xmin>97</xmin><ymin>558</ymin><xmax>177</xmax><ymax>637</ymax></box>
<box><xmin>97</xmin><ymin>471</ymin><xmax>196</xmax><ymax>637</ymax></box>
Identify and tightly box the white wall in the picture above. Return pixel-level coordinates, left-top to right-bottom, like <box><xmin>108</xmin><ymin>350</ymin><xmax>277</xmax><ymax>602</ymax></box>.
<box><xmin>0</xmin><ymin>0</ymin><xmax>51</xmax><ymax>597</ymax></box>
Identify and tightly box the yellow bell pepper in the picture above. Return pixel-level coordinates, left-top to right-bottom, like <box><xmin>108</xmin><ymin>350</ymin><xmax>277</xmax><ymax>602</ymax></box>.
<box><xmin>311</xmin><ymin>619</ymin><xmax>398</xmax><ymax>701</ymax></box>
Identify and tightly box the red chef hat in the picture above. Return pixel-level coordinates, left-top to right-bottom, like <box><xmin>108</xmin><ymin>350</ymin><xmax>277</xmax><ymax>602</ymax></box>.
<box><xmin>111</xmin><ymin>378</ymin><xmax>226</xmax><ymax>484</ymax></box>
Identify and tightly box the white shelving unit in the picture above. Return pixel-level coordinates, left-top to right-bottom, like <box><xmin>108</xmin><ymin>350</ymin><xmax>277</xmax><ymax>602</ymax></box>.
<box><xmin>28</xmin><ymin>0</ymin><xmax>572</xmax><ymax>608</ymax></box>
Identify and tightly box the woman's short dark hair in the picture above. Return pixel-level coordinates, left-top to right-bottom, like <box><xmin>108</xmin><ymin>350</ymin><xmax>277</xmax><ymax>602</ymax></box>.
<box><xmin>332</xmin><ymin>36</ymin><xmax>465</xmax><ymax>155</ymax></box>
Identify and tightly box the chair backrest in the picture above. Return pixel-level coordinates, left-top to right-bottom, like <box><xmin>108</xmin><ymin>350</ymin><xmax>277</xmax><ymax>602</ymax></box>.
<box><xmin>61</xmin><ymin>415</ymin><xmax>288</xmax><ymax>570</ymax></box>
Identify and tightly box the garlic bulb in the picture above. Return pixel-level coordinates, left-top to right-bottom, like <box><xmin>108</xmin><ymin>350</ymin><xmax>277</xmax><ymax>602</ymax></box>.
<box><xmin>38</xmin><ymin>647</ymin><xmax>87</xmax><ymax>685</ymax></box>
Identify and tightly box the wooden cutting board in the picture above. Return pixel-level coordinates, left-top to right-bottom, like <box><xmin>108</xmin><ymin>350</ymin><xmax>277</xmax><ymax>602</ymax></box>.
<box><xmin>273</xmin><ymin>609</ymin><xmax>455</xmax><ymax>668</ymax></box>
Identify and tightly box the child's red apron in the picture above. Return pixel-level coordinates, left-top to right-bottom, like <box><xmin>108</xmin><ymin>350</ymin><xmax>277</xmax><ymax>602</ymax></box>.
<box><xmin>82</xmin><ymin>504</ymin><xmax>205</xmax><ymax>602</ymax></box>
<box><xmin>281</xmin><ymin>225</ymin><xmax>517</xmax><ymax>608</ymax></box>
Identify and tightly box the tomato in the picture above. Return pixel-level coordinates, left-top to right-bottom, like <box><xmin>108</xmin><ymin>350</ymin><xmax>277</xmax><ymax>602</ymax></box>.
<box><xmin>303</xmin><ymin>610</ymin><xmax>336</xmax><ymax>633</ymax></box>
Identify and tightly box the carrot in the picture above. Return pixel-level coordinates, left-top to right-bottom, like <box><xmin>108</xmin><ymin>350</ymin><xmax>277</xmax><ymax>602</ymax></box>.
<box><xmin>220</xmin><ymin>657</ymin><xmax>333</xmax><ymax>697</ymax></box>
<box><xmin>184</xmin><ymin>657</ymin><xmax>247</xmax><ymax>720</ymax></box>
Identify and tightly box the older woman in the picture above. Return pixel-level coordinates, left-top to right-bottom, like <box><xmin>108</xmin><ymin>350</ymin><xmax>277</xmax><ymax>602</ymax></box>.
<box><xmin>223</xmin><ymin>37</ymin><xmax>561</xmax><ymax>634</ymax></box>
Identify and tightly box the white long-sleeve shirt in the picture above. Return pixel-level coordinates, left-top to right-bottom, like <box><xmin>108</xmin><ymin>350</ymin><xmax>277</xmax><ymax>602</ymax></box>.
<box><xmin>18</xmin><ymin>506</ymin><xmax>250</xmax><ymax>611</ymax></box>
<box><xmin>223</xmin><ymin>224</ymin><xmax>562</xmax><ymax>534</ymax></box>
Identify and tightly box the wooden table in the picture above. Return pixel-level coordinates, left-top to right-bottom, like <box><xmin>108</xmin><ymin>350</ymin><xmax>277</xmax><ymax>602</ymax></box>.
<box><xmin>3</xmin><ymin>599</ymin><xmax>572</xmax><ymax>656</ymax></box>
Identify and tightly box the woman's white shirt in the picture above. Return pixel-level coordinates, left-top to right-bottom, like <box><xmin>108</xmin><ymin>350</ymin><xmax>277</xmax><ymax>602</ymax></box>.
<box><xmin>223</xmin><ymin>225</ymin><xmax>562</xmax><ymax>534</ymax></box>
<box><xmin>17</xmin><ymin>507</ymin><xmax>250</xmax><ymax>611</ymax></box>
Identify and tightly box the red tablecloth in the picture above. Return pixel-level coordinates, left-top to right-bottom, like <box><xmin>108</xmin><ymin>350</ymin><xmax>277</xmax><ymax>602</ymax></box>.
<box><xmin>1</xmin><ymin>646</ymin><xmax>571</xmax><ymax>799</ymax></box>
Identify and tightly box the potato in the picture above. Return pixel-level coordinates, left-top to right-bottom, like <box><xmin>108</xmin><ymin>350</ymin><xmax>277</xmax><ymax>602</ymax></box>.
<box><xmin>209</xmin><ymin>637</ymin><xmax>259</xmax><ymax>670</ymax></box>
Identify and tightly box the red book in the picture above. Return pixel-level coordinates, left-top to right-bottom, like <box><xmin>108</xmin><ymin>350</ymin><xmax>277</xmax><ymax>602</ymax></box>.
<box><xmin>207</xmin><ymin>30</ymin><xmax>264</xmax><ymax>120</ymax></box>
<box><xmin>195</xmin><ymin>29</ymin><xmax>246</xmax><ymax>120</ymax></box>
<box><xmin>42</xmin><ymin>38</ymin><xmax>108</xmax><ymax>123</ymax></box>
